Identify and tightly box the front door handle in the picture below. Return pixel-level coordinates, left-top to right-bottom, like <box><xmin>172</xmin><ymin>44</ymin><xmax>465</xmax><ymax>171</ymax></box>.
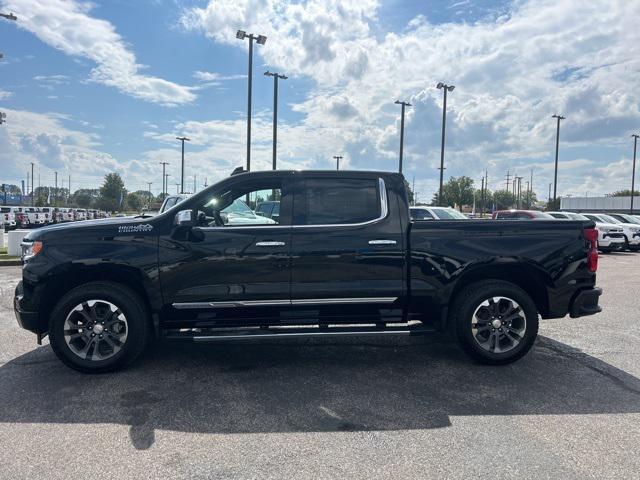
<box><xmin>255</xmin><ymin>241</ymin><xmax>286</xmax><ymax>247</ymax></box>
<box><xmin>368</xmin><ymin>239</ymin><xmax>397</xmax><ymax>245</ymax></box>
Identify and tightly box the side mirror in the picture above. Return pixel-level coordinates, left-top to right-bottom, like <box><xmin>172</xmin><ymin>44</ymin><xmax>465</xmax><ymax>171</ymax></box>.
<box><xmin>174</xmin><ymin>209</ymin><xmax>194</xmax><ymax>227</ymax></box>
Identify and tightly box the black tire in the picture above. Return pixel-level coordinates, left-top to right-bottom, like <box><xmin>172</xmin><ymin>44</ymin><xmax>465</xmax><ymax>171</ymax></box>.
<box><xmin>450</xmin><ymin>280</ymin><xmax>539</xmax><ymax>365</ymax></box>
<box><xmin>48</xmin><ymin>281</ymin><xmax>150</xmax><ymax>373</ymax></box>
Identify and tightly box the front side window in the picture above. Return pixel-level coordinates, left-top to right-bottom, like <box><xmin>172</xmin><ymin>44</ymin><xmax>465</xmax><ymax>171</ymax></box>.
<box><xmin>295</xmin><ymin>178</ymin><xmax>380</xmax><ymax>225</ymax></box>
<box><xmin>193</xmin><ymin>180</ymin><xmax>287</xmax><ymax>227</ymax></box>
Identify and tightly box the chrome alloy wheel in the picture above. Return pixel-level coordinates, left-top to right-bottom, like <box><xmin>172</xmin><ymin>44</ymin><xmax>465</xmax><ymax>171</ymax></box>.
<box><xmin>471</xmin><ymin>296</ymin><xmax>526</xmax><ymax>354</ymax></box>
<box><xmin>63</xmin><ymin>300</ymin><xmax>128</xmax><ymax>361</ymax></box>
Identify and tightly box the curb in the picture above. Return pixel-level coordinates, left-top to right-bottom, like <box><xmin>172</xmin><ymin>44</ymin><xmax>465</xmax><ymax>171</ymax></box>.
<box><xmin>0</xmin><ymin>260</ymin><xmax>22</xmax><ymax>267</ymax></box>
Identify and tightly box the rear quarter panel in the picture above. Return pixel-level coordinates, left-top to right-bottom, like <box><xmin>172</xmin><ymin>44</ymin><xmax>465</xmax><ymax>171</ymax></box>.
<box><xmin>409</xmin><ymin>220</ymin><xmax>595</xmax><ymax>319</ymax></box>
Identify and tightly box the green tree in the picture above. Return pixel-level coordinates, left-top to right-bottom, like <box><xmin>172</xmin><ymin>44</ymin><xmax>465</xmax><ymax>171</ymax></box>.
<box><xmin>493</xmin><ymin>189</ymin><xmax>516</xmax><ymax>210</ymax></box>
<box><xmin>33</xmin><ymin>186</ymin><xmax>50</xmax><ymax>206</ymax></box>
<box><xmin>404</xmin><ymin>179</ymin><xmax>415</xmax><ymax>205</ymax></box>
<box><xmin>97</xmin><ymin>173</ymin><xmax>126</xmax><ymax>212</ymax></box>
<box><xmin>71</xmin><ymin>189</ymin><xmax>99</xmax><ymax>208</ymax></box>
<box><xmin>609</xmin><ymin>189</ymin><xmax>640</xmax><ymax>197</ymax></box>
<box><xmin>126</xmin><ymin>192</ymin><xmax>146</xmax><ymax>211</ymax></box>
<box><xmin>431</xmin><ymin>176</ymin><xmax>475</xmax><ymax>210</ymax></box>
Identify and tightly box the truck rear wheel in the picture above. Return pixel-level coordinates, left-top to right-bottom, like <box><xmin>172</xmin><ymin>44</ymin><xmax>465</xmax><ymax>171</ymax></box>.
<box><xmin>450</xmin><ymin>280</ymin><xmax>539</xmax><ymax>365</ymax></box>
<box><xmin>48</xmin><ymin>281</ymin><xmax>150</xmax><ymax>373</ymax></box>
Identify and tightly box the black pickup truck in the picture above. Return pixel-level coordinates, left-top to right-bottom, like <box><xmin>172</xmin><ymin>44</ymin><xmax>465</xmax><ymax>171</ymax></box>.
<box><xmin>14</xmin><ymin>170</ymin><xmax>602</xmax><ymax>372</ymax></box>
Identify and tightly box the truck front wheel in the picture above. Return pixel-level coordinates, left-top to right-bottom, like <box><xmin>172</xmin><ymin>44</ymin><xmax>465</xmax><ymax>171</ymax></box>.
<box><xmin>450</xmin><ymin>280</ymin><xmax>539</xmax><ymax>365</ymax></box>
<box><xmin>48</xmin><ymin>281</ymin><xmax>150</xmax><ymax>373</ymax></box>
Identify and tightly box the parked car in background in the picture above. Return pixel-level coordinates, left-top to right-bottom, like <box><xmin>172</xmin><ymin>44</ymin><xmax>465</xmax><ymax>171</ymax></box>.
<box><xmin>39</xmin><ymin>207</ymin><xmax>54</xmax><ymax>224</ymax></box>
<box><xmin>220</xmin><ymin>198</ymin><xmax>277</xmax><ymax>225</ymax></box>
<box><xmin>547</xmin><ymin>212</ymin><xmax>625</xmax><ymax>253</ymax></box>
<box><xmin>73</xmin><ymin>209</ymin><xmax>87</xmax><ymax>221</ymax></box>
<box><xmin>24</xmin><ymin>207</ymin><xmax>45</xmax><ymax>227</ymax></box>
<box><xmin>409</xmin><ymin>206</ymin><xmax>469</xmax><ymax>220</ymax></box>
<box><xmin>492</xmin><ymin>210</ymin><xmax>555</xmax><ymax>220</ymax></box>
<box><xmin>1</xmin><ymin>207</ymin><xmax>17</xmax><ymax>230</ymax></box>
<box><xmin>6</xmin><ymin>207</ymin><xmax>30</xmax><ymax>228</ymax></box>
<box><xmin>159</xmin><ymin>194</ymin><xmax>191</xmax><ymax>213</ymax></box>
<box><xmin>255</xmin><ymin>200</ymin><xmax>280</xmax><ymax>222</ymax></box>
<box><xmin>583</xmin><ymin>213</ymin><xmax>640</xmax><ymax>251</ymax></box>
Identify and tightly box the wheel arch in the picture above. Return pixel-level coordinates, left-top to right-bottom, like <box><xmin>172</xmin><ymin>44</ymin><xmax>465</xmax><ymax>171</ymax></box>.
<box><xmin>38</xmin><ymin>263</ymin><xmax>158</xmax><ymax>333</ymax></box>
<box><xmin>449</xmin><ymin>262</ymin><xmax>551</xmax><ymax>319</ymax></box>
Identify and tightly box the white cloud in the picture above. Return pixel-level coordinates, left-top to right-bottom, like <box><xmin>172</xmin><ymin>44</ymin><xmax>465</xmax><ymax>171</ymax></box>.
<box><xmin>0</xmin><ymin>89</ymin><xmax>12</xmax><ymax>100</ymax></box>
<box><xmin>193</xmin><ymin>71</ymin><xmax>247</xmax><ymax>82</ymax></box>
<box><xmin>181</xmin><ymin>0</ymin><xmax>640</xmax><ymax>198</ymax></box>
<box><xmin>4</xmin><ymin>0</ymin><xmax>196</xmax><ymax>106</ymax></box>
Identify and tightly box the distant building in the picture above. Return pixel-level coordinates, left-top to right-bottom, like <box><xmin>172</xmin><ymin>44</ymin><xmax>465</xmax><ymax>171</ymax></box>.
<box><xmin>560</xmin><ymin>196</ymin><xmax>639</xmax><ymax>214</ymax></box>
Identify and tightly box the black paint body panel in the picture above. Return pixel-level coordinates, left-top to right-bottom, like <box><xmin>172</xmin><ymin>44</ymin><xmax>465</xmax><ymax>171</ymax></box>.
<box><xmin>15</xmin><ymin>170</ymin><xmax>598</xmax><ymax>336</ymax></box>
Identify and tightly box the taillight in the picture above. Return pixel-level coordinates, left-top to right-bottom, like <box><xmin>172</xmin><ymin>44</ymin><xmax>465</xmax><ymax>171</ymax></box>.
<box><xmin>584</xmin><ymin>228</ymin><xmax>598</xmax><ymax>273</ymax></box>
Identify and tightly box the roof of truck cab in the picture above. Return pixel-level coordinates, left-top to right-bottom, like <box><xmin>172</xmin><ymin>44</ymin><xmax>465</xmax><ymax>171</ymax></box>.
<box><xmin>229</xmin><ymin>169</ymin><xmax>404</xmax><ymax>179</ymax></box>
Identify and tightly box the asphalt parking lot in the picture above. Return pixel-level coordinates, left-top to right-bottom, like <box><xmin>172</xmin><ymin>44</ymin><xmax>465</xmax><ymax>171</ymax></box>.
<box><xmin>1</xmin><ymin>255</ymin><xmax>639</xmax><ymax>479</ymax></box>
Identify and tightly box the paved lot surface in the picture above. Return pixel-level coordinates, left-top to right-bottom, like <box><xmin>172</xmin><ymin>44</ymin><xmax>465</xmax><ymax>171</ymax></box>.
<box><xmin>1</xmin><ymin>254</ymin><xmax>639</xmax><ymax>479</ymax></box>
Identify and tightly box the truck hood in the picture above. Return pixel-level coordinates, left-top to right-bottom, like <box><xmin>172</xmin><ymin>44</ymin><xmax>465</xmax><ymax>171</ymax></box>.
<box><xmin>24</xmin><ymin>216</ymin><xmax>155</xmax><ymax>241</ymax></box>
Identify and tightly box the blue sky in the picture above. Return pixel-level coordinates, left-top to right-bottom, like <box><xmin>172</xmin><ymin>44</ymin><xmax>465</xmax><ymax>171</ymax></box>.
<box><xmin>1</xmin><ymin>0</ymin><xmax>639</xmax><ymax>199</ymax></box>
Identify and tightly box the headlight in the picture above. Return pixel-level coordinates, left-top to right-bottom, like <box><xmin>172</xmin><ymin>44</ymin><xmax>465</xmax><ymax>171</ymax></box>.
<box><xmin>21</xmin><ymin>241</ymin><xmax>43</xmax><ymax>261</ymax></box>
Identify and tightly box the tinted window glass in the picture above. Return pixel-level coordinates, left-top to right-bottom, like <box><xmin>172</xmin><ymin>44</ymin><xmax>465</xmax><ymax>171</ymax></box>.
<box><xmin>163</xmin><ymin>198</ymin><xmax>177</xmax><ymax>211</ymax></box>
<box><xmin>496</xmin><ymin>212</ymin><xmax>515</xmax><ymax>219</ymax></box>
<box><xmin>433</xmin><ymin>208</ymin><xmax>467</xmax><ymax>219</ymax></box>
<box><xmin>298</xmin><ymin>178</ymin><xmax>380</xmax><ymax>225</ymax></box>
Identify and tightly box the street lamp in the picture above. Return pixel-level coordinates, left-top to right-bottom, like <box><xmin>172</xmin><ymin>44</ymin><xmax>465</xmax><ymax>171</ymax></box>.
<box><xmin>237</xmin><ymin>30</ymin><xmax>267</xmax><ymax>172</ymax></box>
<box><xmin>264</xmin><ymin>71</ymin><xmax>288</xmax><ymax>170</ymax></box>
<box><xmin>394</xmin><ymin>100</ymin><xmax>411</xmax><ymax>174</ymax></box>
<box><xmin>437</xmin><ymin>82</ymin><xmax>455</xmax><ymax>206</ymax></box>
<box><xmin>333</xmin><ymin>155</ymin><xmax>343</xmax><ymax>171</ymax></box>
<box><xmin>159</xmin><ymin>162</ymin><xmax>169</xmax><ymax>197</ymax></box>
<box><xmin>551</xmin><ymin>114</ymin><xmax>565</xmax><ymax>204</ymax></box>
<box><xmin>631</xmin><ymin>134</ymin><xmax>639</xmax><ymax>213</ymax></box>
<box><xmin>176</xmin><ymin>137</ymin><xmax>190</xmax><ymax>194</ymax></box>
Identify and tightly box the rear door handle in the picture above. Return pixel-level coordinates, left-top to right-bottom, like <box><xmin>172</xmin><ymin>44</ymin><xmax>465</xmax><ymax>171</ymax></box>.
<box><xmin>368</xmin><ymin>239</ymin><xmax>397</xmax><ymax>245</ymax></box>
<box><xmin>255</xmin><ymin>241</ymin><xmax>286</xmax><ymax>247</ymax></box>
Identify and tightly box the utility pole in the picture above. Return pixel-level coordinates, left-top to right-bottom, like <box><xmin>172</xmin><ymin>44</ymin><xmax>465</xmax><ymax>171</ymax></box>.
<box><xmin>505</xmin><ymin>170</ymin><xmax>511</xmax><ymax>192</ymax></box>
<box><xmin>333</xmin><ymin>155</ymin><xmax>343</xmax><ymax>171</ymax></box>
<box><xmin>552</xmin><ymin>114</ymin><xmax>566</xmax><ymax>204</ymax></box>
<box><xmin>31</xmin><ymin>162</ymin><xmax>36</xmax><ymax>204</ymax></box>
<box><xmin>264</xmin><ymin>71</ymin><xmax>287</xmax><ymax>170</ymax></box>
<box><xmin>437</xmin><ymin>82</ymin><xmax>455</xmax><ymax>206</ymax></box>
<box><xmin>159</xmin><ymin>162</ymin><xmax>169</xmax><ymax>197</ymax></box>
<box><xmin>176</xmin><ymin>137</ymin><xmax>190</xmax><ymax>194</ymax></box>
<box><xmin>631</xmin><ymin>134</ymin><xmax>639</xmax><ymax>214</ymax></box>
<box><xmin>548</xmin><ymin>183</ymin><xmax>552</xmax><ymax>205</ymax></box>
<box><xmin>394</xmin><ymin>100</ymin><xmax>411</xmax><ymax>174</ymax></box>
<box><xmin>237</xmin><ymin>30</ymin><xmax>267</xmax><ymax>171</ymax></box>
<box><xmin>525</xmin><ymin>181</ymin><xmax>530</xmax><ymax>208</ymax></box>
<box><xmin>175</xmin><ymin>183</ymin><xmax>180</xmax><ymax>194</ymax></box>
<box><xmin>27</xmin><ymin>171</ymin><xmax>30</xmax><ymax>206</ymax></box>
<box><xmin>412</xmin><ymin>175</ymin><xmax>416</xmax><ymax>206</ymax></box>
<box><xmin>480</xmin><ymin>177</ymin><xmax>485</xmax><ymax>218</ymax></box>
<box><xmin>54</xmin><ymin>171</ymin><xmax>58</xmax><ymax>206</ymax></box>
<box><xmin>147</xmin><ymin>182</ymin><xmax>153</xmax><ymax>209</ymax></box>
<box><xmin>193</xmin><ymin>174</ymin><xmax>197</xmax><ymax>194</ymax></box>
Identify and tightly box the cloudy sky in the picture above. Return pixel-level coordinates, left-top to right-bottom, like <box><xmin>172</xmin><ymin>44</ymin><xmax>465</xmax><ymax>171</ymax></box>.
<box><xmin>1</xmin><ymin>0</ymin><xmax>639</xmax><ymax>199</ymax></box>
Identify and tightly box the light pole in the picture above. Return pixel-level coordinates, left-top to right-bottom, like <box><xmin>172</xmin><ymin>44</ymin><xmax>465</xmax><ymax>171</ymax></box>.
<box><xmin>436</xmin><ymin>83</ymin><xmax>455</xmax><ymax>206</ymax></box>
<box><xmin>30</xmin><ymin>162</ymin><xmax>34</xmax><ymax>206</ymax></box>
<box><xmin>176</xmin><ymin>137</ymin><xmax>190</xmax><ymax>194</ymax></box>
<box><xmin>264</xmin><ymin>71</ymin><xmax>287</xmax><ymax>170</ymax></box>
<box><xmin>237</xmin><ymin>30</ymin><xmax>267</xmax><ymax>172</ymax></box>
<box><xmin>54</xmin><ymin>171</ymin><xmax>58</xmax><ymax>206</ymax></box>
<box><xmin>394</xmin><ymin>100</ymin><xmax>411</xmax><ymax>174</ymax></box>
<box><xmin>552</xmin><ymin>114</ymin><xmax>565</xmax><ymax>204</ymax></box>
<box><xmin>631</xmin><ymin>134</ymin><xmax>639</xmax><ymax>213</ymax></box>
<box><xmin>159</xmin><ymin>162</ymin><xmax>169</xmax><ymax>197</ymax></box>
<box><xmin>147</xmin><ymin>182</ymin><xmax>153</xmax><ymax>209</ymax></box>
<box><xmin>333</xmin><ymin>155</ymin><xmax>343</xmax><ymax>171</ymax></box>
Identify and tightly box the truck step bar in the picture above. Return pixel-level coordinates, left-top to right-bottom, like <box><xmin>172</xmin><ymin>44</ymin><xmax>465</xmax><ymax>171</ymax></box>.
<box><xmin>164</xmin><ymin>323</ymin><xmax>436</xmax><ymax>342</ymax></box>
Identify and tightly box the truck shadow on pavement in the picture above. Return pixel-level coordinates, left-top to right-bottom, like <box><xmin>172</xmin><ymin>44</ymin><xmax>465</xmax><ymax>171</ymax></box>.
<box><xmin>1</xmin><ymin>335</ymin><xmax>639</xmax><ymax>450</ymax></box>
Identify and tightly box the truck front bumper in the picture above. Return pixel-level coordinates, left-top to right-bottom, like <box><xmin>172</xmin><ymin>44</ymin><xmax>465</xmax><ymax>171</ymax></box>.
<box><xmin>14</xmin><ymin>281</ymin><xmax>40</xmax><ymax>334</ymax></box>
<box><xmin>569</xmin><ymin>287</ymin><xmax>603</xmax><ymax>318</ymax></box>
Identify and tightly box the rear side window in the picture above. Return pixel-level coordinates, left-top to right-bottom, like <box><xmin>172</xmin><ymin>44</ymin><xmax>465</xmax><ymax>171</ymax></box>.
<box><xmin>496</xmin><ymin>212</ymin><xmax>515</xmax><ymax>219</ymax></box>
<box><xmin>162</xmin><ymin>197</ymin><xmax>177</xmax><ymax>211</ymax></box>
<box><xmin>296</xmin><ymin>178</ymin><xmax>381</xmax><ymax>225</ymax></box>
